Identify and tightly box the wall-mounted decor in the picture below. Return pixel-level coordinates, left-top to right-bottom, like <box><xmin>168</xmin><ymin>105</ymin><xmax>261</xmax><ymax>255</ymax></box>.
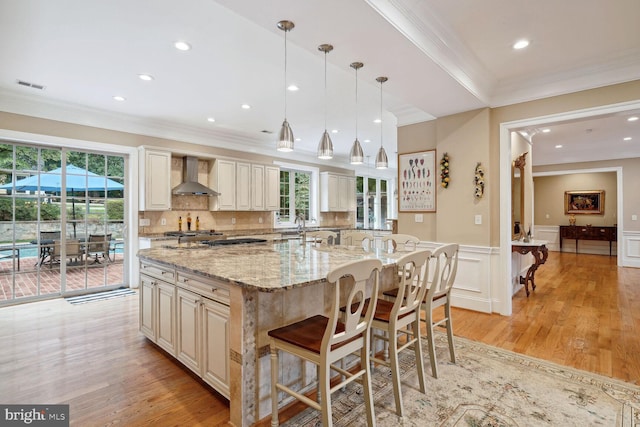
<box><xmin>440</xmin><ymin>152</ymin><xmax>450</xmax><ymax>188</ymax></box>
<box><xmin>564</xmin><ymin>190</ymin><xmax>604</xmax><ymax>215</ymax></box>
<box><xmin>398</xmin><ymin>150</ymin><xmax>436</xmax><ymax>212</ymax></box>
<box><xmin>474</xmin><ymin>162</ymin><xmax>485</xmax><ymax>199</ymax></box>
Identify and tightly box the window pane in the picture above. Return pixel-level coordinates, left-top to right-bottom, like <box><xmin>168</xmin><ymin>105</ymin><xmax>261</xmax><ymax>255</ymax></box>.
<box><xmin>279</xmin><ymin>170</ymin><xmax>290</xmax><ymax>222</ymax></box>
<box><xmin>294</xmin><ymin>172</ymin><xmax>310</xmax><ymax>220</ymax></box>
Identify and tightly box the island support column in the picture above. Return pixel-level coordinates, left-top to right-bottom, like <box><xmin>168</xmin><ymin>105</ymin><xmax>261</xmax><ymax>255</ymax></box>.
<box><xmin>229</xmin><ymin>286</ymin><xmax>259</xmax><ymax>427</ymax></box>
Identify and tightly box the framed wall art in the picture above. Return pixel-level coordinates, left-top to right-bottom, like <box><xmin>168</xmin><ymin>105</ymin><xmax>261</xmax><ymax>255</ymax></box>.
<box><xmin>564</xmin><ymin>190</ymin><xmax>604</xmax><ymax>215</ymax></box>
<box><xmin>398</xmin><ymin>149</ymin><xmax>436</xmax><ymax>212</ymax></box>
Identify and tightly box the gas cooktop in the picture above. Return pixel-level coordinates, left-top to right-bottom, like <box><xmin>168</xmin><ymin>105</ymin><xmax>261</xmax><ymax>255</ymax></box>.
<box><xmin>164</xmin><ymin>231</ymin><xmax>223</xmax><ymax>237</ymax></box>
<box><xmin>200</xmin><ymin>238</ymin><xmax>267</xmax><ymax>246</ymax></box>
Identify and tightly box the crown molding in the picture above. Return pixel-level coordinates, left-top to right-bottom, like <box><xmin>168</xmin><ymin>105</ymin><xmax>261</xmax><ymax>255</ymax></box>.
<box><xmin>365</xmin><ymin>0</ymin><xmax>495</xmax><ymax>105</ymax></box>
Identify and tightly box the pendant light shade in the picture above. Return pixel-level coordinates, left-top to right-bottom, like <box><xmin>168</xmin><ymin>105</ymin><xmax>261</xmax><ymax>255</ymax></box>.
<box><xmin>350</xmin><ymin>139</ymin><xmax>364</xmax><ymax>164</ymax></box>
<box><xmin>375</xmin><ymin>76</ymin><xmax>389</xmax><ymax>170</ymax></box>
<box><xmin>350</xmin><ymin>62</ymin><xmax>364</xmax><ymax>165</ymax></box>
<box><xmin>317</xmin><ymin>44</ymin><xmax>334</xmax><ymax>159</ymax></box>
<box><xmin>276</xmin><ymin>20</ymin><xmax>295</xmax><ymax>152</ymax></box>
<box><xmin>375</xmin><ymin>145</ymin><xmax>388</xmax><ymax>169</ymax></box>
<box><xmin>318</xmin><ymin>130</ymin><xmax>334</xmax><ymax>159</ymax></box>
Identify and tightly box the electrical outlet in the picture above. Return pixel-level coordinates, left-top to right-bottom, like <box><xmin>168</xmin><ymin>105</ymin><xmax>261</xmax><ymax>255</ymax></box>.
<box><xmin>258</xmin><ymin>217</ymin><xmax>263</xmax><ymax>224</ymax></box>
<box><xmin>231</xmin><ymin>217</ymin><xmax>236</xmax><ymax>225</ymax></box>
<box><xmin>633</xmin><ymin>214</ymin><xmax>638</xmax><ymax>221</ymax></box>
<box><xmin>545</xmin><ymin>214</ymin><xmax>550</xmax><ymax>219</ymax></box>
<box><xmin>475</xmin><ymin>214</ymin><xmax>482</xmax><ymax>225</ymax></box>
<box><xmin>161</xmin><ymin>218</ymin><xmax>166</xmax><ymax>226</ymax></box>
<box><xmin>139</xmin><ymin>218</ymin><xmax>150</xmax><ymax>227</ymax></box>
<box><xmin>415</xmin><ymin>214</ymin><xmax>423</xmax><ymax>223</ymax></box>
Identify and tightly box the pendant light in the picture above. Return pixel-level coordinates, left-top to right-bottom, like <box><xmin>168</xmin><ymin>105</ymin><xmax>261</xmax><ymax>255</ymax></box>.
<box><xmin>375</xmin><ymin>76</ymin><xmax>389</xmax><ymax>169</ymax></box>
<box><xmin>349</xmin><ymin>62</ymin><xmax>364</xmax><ymax>165</ymax></box>
<box><xmin>317</xmin><ymin>44</ymin><xmax>334</xmax><ymax>160</ymax></box>
<box><xmin>276</xmin><ymin>20</ymin><xmax>295</xmax><ymax>152</ymax></box>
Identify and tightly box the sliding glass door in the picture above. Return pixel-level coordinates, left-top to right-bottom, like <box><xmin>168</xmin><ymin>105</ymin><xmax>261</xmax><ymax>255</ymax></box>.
<box><xmin>0</xmin><ymin>142</ymin><xmax>126</xmax><ymax>304</ymax></box>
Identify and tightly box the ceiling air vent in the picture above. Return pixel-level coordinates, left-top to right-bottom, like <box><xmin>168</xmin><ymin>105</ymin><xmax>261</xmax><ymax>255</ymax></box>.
<box><xmin>17</xmin><ymin>80</ymin><xmax>45</xmax><ymax>90</ymax></box>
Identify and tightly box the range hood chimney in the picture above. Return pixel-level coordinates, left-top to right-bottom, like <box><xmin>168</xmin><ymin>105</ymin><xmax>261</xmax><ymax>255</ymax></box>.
<box><xmin>172</xmin><ymin>156</ymin><xmax>220</xmax><ymax>196</ymax></box>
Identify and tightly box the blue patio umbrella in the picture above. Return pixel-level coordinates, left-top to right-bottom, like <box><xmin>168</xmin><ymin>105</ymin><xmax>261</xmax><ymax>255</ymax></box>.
<box><xmin>0</xmin><ymin>164</ymin><xmax>124</xmax><ymax>237</ymax></box>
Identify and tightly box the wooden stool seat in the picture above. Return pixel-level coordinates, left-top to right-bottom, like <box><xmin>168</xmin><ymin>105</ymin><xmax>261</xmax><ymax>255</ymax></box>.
<box><xmin>268</xmin><ymin>315</ymin><xmax>359</xmax><ymax>353</ymax></box>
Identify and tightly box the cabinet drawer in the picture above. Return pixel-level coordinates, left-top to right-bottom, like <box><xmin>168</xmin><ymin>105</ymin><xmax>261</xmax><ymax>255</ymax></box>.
<box><xmin>140</xmin><ymin>261</ymin><xmax>175</xmax><ymax>282</ymax></box>
<box><xmin>176</xmin><ymin>272</ymin><xmax>230</xmax><ymax>306</ymax></box>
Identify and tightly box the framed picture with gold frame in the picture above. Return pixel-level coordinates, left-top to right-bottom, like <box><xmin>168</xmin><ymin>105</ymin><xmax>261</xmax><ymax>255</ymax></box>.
<box><xmin>398</xmin><ymin>150</ymin><xmax>436</xmax><ymax>212</ymax></box>
<box><xmin>564</xmin><ymin>190</ymin><xmax>604</xmax><ymax>215</ymax></box>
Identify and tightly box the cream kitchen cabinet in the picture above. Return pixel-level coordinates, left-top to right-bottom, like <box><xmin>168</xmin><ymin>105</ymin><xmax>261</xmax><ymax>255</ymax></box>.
<box><xmin>211</xmin><ymin>159</ymin><xmax>237</xmax><ymax>211</ymax></box>
<box><xmin>236</xmin><ymin>162</ymin><xmax>251</xmax><ymax>211</ymax></box>
<box><xmin>175</xmin><ymin>272</ymin><xmax>230</xmax><ymax>398</ymax></box>
<box><xmin>265</xmin><ymin>166</ymin><xmax>280</xmax><ymax>211</ymax></box>
<box><xmin>320</xmin><ymin>172</ymin><xmax>355</xmax><ymax>212</ymax></box>
<box><xmin>139</xmin><ymin>261</ymin><xmax>177</xmax><ymax>355</ymax></box>
<box><xmin>251</xmin><ymin>164</ymin><xmax>265</xmax><ymax>210</ymax></box>
<box><xmin>139</xmin><ymin>148</ymin><xmax>172</xmax><ymax>211</ymax></box>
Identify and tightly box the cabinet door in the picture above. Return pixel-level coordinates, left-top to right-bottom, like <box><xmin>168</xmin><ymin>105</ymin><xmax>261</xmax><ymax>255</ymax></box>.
<box><xmin>320</xmin><ymin>173</ymin><xmax>339</xmax><ymax>212</ymax></box>
<box><xmin>251</xmin><ymin>164</ymin><xmax>265</xmax><ymax>211</ymax></box>
<box><xmin>201</xmin><ymin>298</ymin><xmax>230</xmax><ymax>398</ymax></box>
<box><xmin>338</xmin><ymin>175</ymin><xmax>355</xmax><ymax>211</ymax></box>
<box><xmin>236</xmin><ymin>162</ymin><xmax>251</xmax><ymax>211</ymax></box>
<box><xmin>265</xmin><ymin>166</ymin><xmax>280</xmax><ymax>211</ymax></box>
<box><xmin>156</xmin><ymin>281</ymin><xmax>176</xmax><ymax>355</ymax></box>
<box><xmin>213</xmin><ymin>159</ymin><xmax>236</xmax><ymax>210</ymax></box>
<box><xmin>139</xmin><ymin>149</ymin><xmax>172</xmax><ymax>211</ymax></box>
<box><xmin>176</xmin><ymin>288</ymin><xmax>202</xmax><ymax>375</ymax></box>
<box><xmin>140</xmin><ymin>274</ymin><xmax>156</xmax><ymax>340</ymax></box>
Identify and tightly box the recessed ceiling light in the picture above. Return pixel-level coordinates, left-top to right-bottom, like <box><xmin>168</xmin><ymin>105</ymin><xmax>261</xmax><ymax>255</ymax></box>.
<box><xmin>287</xmin><ymin>84</ymin><xmax>299</xmax><ymax>91</ymax></box>
<box><xmin>295</xmin><ymin>138</ymin><xmax>302</xmax><ymax>142</ymax></box>
<box><xmin>555</xmin><ymin>144</ymin><xmax>563</xmax><ymax>149</ymax></box>
<box><xmin>513</xmin><ymin>39</ymin><xmax>530</xmax><ymax>50</ymax></box>
<box><xmin>138</xmin><ymin>74</ymin><xmax>154</xmax><ymax>81</ymax></box>
<box><xmin>113</xmin><ymin>95</ymin><xmax>126</xmax><ymax>101</ymax></box>
<box><xmin>207</xmin><ymin>117</ymin><xmax>215</xmax><ymax>123</ymax></box>
<box><xmin>373</xmin><ymin>119</ymin><xmax>381</xmax><ymax>124</ymax></box>
<box><xmin>628</xmin><ymin>116</ymin><xmax>639</xmax><ymax>122</ymax></box>
<box><xmin>542</xmin><ymin>128</ymin><xmax>551</xmax><ymax>133</ymax></box>
<box><xmin>241</xmin><ymin>104</ymin><xmax>251</xmax><ymax>110</ymax></box>
<box><xmin>331</xmin><ymin>129</ymin><xmax>339</xmax><ymax>134</ymax></box>
<box><xmin>623</xmin><ymin>137</ymin><xmax>632</xmax><ymax>141</ymax></box>
<box><xmin>174</xmin><ymin>41</ymin><xmax>191</xmax><ymax>51</ymax></box>
<box><xmin>363</xmin><ymin>139</ymin><xmax>371</xmax><ymax>143</ymax></box>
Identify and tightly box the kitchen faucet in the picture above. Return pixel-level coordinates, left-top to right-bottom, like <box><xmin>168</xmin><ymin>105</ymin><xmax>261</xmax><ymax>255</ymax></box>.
<box><xmin>295</xmin><ymin>213</ymin><xmax>306</xmax><ymax>234</ymax></box>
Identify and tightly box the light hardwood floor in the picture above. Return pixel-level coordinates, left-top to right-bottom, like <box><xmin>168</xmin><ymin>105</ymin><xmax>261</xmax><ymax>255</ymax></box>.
<box><xmin>0</xmin><ymin>251</ymin><xmax>637</xmax><ymax>426</ymax></box>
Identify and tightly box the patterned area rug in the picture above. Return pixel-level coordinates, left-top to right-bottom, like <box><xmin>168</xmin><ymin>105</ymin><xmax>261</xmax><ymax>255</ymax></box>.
<box><xmin>283</xmin><ymin>333</ymin><xmax>640</xmax><ymax>426</ymax></box>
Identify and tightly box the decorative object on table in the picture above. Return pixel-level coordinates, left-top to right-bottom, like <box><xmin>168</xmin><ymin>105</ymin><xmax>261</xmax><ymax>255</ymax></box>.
<box><xmin>398</xmin><ymin>150</ymin><xmax>436</xmax><ymax>212</ymax></box>
<box><xmin>564</xmin><ymin>190</ymin><xmax>604</xmax><ymax>214</ymax></box>
<box><xmin>276</xmin><ymin>20</ymin><xmax>295</xmax><ymax>152</ymax></box>
<box><xmin>317</xmin><ymin>43</ymin><xmax>334</xmax><ymax>159</ymax></box>
<box><xmin>440</xmin><ymin>152</ymin><xmax>450</xmax><ymax>188</ymax></box>
<box><xmin>568</xmin><ymin>214</ymin><xmax>576</xmax><ymax>225</ymax></box>
<box><xmin>474</xmin><ymin>162</ymin><xmax>485</xmax><ymax>199</ymax></box>
<box><xmin>375</xmin><ymin>76</ymin><xmax>389</xmax><ymax>169</ymax></box>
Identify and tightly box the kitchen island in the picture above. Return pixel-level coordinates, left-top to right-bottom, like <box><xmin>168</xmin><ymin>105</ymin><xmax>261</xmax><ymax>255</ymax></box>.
<box><xmin>137</xmin><ymin>239</ymin><xmax>402</xmax><ymax>426</ymax></box>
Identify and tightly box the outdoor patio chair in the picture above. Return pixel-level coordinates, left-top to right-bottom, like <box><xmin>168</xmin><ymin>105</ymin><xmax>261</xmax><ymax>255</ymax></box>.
<box><xmin>87</xmin><ymin>234</ymin><xmax>112</xmax><ymax>264</ymax></box>
<box><xmin>49</xmin><ymin>239</ymin><xmax>84</xmax><ymax>268</ymax></box>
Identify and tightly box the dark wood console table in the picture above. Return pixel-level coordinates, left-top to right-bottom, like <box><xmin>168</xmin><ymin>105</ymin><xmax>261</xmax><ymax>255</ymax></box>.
<box><xmin>559</xmin><ymin>225</ymin><xmax>617</xmax><ymax>256</ymax></box>
<box><xmin>512</xmin><ymin>242</ymin><xmax>549</xmax><ymax>297</ymax></box>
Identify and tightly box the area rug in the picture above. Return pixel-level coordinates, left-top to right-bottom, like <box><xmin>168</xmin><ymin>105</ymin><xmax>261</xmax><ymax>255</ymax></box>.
<box><xmin>283</xmin><ymin>333</ymin><xmax>640</xmax><ymax>426</ymax></box>
<box><xmin>65</xmin><ymin>288</ymin><xmax>136</xmax><ymax>304</ymax></box>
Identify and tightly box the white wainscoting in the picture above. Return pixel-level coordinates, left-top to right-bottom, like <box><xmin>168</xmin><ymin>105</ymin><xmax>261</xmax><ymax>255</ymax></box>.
<box><xmin>418</xmin><ymin>242</ymin><xmax>495</xmax><ymax>314</ymax></box>
<box><xmin>622</xmin><ymin>230</ymin><xmax>640</xmax><ymax>268</ymax></box>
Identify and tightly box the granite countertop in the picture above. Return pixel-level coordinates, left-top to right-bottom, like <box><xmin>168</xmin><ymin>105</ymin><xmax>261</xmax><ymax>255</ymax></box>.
<box><xmin>138</xmin><ymin>227</ymin><xmax>391</xmax><ymax>241</ymax></box>
<box><xmin>137</xmin><ymin>239</ymin><xmax>401</xmax><ymax>292</ymax></box>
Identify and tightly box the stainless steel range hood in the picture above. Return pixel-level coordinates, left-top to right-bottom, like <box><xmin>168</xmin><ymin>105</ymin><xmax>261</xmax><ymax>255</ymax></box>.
<box><xmin>172</xmin><ymin>156</ymin><xmax>220</xmax><ymax>196</ymax></box>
